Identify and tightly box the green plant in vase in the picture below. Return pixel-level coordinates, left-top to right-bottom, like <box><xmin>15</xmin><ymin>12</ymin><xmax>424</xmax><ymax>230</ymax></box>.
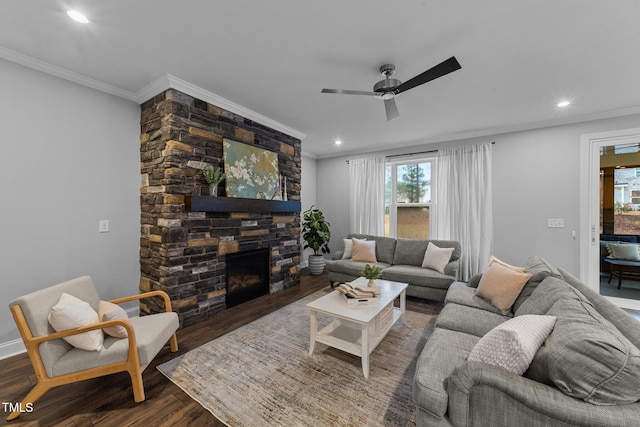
<box><xmin>361</xmin><ymin>264</ymin><xmax>382</xmax><ymax>287</ymax></box>
<box><xmin>302</xmin><ymin>206</ymin><xmax>331</xmax><ymax>275</ymax></box>
<box><xmin>202</xmin><ymin>165</ymin><xmax>226</xmax><ymax>197</ymax></box>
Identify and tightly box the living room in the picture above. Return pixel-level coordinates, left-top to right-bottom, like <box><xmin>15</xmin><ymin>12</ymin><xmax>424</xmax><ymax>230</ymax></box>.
<box><xmin>2</xmin><ymin>1</ymin><xmax>640</xmax><ymax>426</ymax></box>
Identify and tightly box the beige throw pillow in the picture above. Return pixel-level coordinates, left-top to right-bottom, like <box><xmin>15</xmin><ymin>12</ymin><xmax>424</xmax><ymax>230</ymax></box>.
<box><xmin>421</xmin><ymin>242</ymin><xmax>455</xmax><ymax>274</ymax></box>
<box><xmin>48</xmin><ymin>292</ymin><xmax>104</xmax><ymax>351</ymax></box>
<box><xmin>98</xmin><ymin>300</ymin><xmax>129</xmax><ymax>338</ymax></box>
<box><xmin>468</xmin><ymin>314</ymin><xmax>557</xmax><ymax>375</ymax></box>
<box><xmin>351</xmin><ymin>238</ymin><xmax>377</xmax><ymax>263</ymax></box>
<box><xmin>342</xmin><ymin>237</ymin><xmax>366</xmax><ymax>259</ymax></box>
<box><xmin>476</xmin><ymin>262</ymin><xmax>533</xmax><ymax>315</ymax></box>
<box><xmin>489</xmin><ymin>255</ymin><xmax>526</xmax><ymax>273</ymax></box>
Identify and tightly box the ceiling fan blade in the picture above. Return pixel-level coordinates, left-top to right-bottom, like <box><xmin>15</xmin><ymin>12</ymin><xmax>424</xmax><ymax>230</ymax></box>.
<box><xmin>384</xmin><ymin>98</ymin><xmax>400</xmax><ymax>121</ymax></box>
<box><xmin>393</xmin><ymin>56</ymin><xmax>461</xmax><ymax>95</ymax></box>
<box><xmin>321</xmin><ymin>89</ymin><xmax>376</xmax><ymax>96</ymax></box>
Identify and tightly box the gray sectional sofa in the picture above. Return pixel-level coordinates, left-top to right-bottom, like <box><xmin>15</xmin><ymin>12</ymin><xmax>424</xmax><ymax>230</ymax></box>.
<box><xmin>414</xmin><ymin>256</ymin><xmax>640</xmax><ymax>427</ymax></box>
<box><xmin>325</xmin><ymin>233</ymin><xmax>461</xmax><ymax>302</ymax></box>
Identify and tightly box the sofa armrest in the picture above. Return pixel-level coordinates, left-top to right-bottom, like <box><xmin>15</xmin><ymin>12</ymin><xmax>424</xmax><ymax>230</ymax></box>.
<box><xmin>444</xmin><ymin>259</ymin><xmax>459</xmax><ymax>279</ymax></box>
<box><xmin>447</xmin><ymin>362</ymin><xmax>640</xmax><ymax>427</ymax></box>
<box><xmin>332</xmin><ymin>251</ymin><xmax>344</xmax><ymax>260</ymax></box>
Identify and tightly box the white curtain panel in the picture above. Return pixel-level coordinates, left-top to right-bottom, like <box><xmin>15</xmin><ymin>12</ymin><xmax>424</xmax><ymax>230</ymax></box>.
<box><xmin>436</xmin><ymin>143</ymin><xmax>493</xmax><ymax>281</ymax></box>
<box><xmin>349</xmin><ymin>157</ymin><xmax>385</xmax><ymax>236</ymax></box>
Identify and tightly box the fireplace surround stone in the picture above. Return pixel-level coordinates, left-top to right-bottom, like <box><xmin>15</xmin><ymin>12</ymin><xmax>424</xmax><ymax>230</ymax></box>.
<box><xmin>139</xmin><ymin>89</ymin><xmax>302</xmax><ymax>327</ymax></box>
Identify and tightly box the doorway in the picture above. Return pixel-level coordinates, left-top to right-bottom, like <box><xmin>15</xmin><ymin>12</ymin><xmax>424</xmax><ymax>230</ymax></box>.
<box><xmin>581</xmin><ymin>128</ymin><xmax>640</xmax><ymax>311</ymax></box>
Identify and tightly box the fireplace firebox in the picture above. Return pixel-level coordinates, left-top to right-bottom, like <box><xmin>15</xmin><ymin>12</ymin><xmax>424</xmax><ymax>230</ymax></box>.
<box><xmin>226</xmin><ymin>248</ymin><xmax>270</xmax><ymax>308</ymax></box>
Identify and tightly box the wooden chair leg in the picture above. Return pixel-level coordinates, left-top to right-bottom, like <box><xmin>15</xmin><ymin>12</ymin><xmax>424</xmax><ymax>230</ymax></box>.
<box><xmin>169</xmin><ymin>333</ymin><xmax>178</xmax><ymax>352</ymax></box>
<box><xmin>129</xmin><ymin>370</ymin><xmax>145</xmax><ymax>403</ymax></box>
<box><xmin>6</xmin><ymin>382</ymin><xmax>50</xmax><ymax>421</ymax></box>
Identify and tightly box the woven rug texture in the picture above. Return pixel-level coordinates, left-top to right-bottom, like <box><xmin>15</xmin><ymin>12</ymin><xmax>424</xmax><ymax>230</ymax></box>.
<box><xmin>157</xmin><ymin>288</ymin><xmax>439</xmax><ymax>427</ymax></box>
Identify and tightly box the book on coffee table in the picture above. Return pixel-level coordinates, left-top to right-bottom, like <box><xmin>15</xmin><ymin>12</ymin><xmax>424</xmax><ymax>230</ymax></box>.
<box><xmin>335</xmin><ymin>283</ymin><xmax>377</xmax><ymax>305</ymax></box>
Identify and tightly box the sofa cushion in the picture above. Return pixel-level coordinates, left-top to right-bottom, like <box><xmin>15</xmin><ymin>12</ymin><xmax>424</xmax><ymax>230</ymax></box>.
<box><xmin>422</xmin><ymin>242</ymin><xmax>455</xmax><ymax>274</ymax></box>
<box><xmin>382</xmin><ymin>265</ymin><xmax>454</xmax><ymax>289</ymax></box>
<box><xmin>351</xmin><ymin>239</ymin><xmax>377</xmax><ymax>263</ymax></box>
<box><xmin>349</xmin><ymin>233</ymin><xmax>397</xmax><ymax>265</ymax></box>
<box><xmin>467</xmin><ymin>314</ymin><xmax>557</xmax><ymax>376</ymax></box>
<box><xmin>558</xmin><ymin>267</ymin><xmax>640</xmax><ymax>350</ymax></box>
<box><xmin>445</xmin><ymin>282</ymin><xmax>507</xmax><ymax>316</ymax></box>
<box><xmin>435</xmin><ymin>303</ymin><xmax>510</xmax><ymax>337</ymax></box>
<box><xmin>524</xmin><ymin>279</ymin><xmax>640</xmax><ymax>405</ymax></box>
<box><xmin>476</xmin><ymin>262</ymin><xmax>532</xmax><ymax>315</ymax></box>
<box><xmin>515</xmin><ymin>276</ymin><xmax>586</xmax><ymax>316</ymax></box>
<box><xmin>413</xmin><ymin>328</ymin><xmax>480</xmax><ymax>419</ymax></box>
<box><xmin>512</xmin><ymin>256</ymin><xmax>563</xmax><ymax>312</ymax></box>
<box><xmin>325</xmin><ymin>259</ymin><xmax>390</xmax><ymax>277</ymax></box>
<box><xmin>393</xmin><ymin>239</ymin><xmax>429</xmax><ymax>266</ymax></box>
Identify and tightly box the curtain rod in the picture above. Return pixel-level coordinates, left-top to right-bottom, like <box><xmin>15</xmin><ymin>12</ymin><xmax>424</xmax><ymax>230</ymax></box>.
<box><xmin>346</xmin><ymin>141</ymin><xmax>495</xmax><ymax>163</ymax></box>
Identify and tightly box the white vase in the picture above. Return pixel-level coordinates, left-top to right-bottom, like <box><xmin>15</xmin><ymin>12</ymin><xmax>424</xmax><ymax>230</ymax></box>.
<box><xmin>209</xmin><ymin>185</ymin><xmax>218</xmax><ymax>197</ymax></box>
<box><xmin>367</xmin><ymin>278</ymin><xmax>375</xmax><ymax>287</ymax></box>
<box><xmin>308</xmin><ymin>255</ymin><xmax>325</xmax><ymax>275</ymax></box>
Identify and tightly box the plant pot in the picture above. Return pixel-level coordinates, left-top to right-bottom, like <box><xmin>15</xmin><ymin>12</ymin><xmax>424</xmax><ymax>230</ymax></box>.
<box><xmin>308</xmin><ymin>255</ymin><xmax>326</xmax><ymax>275</ymax></box>
<box><xmin>209</xmin><ymin>185</ymin><xmax>218</xmax><ymax>197</ymax></box>
<box><xmin>367</xmin><ymin>278</ymin><xmax>375</xmax><ymax>287</ymax></box>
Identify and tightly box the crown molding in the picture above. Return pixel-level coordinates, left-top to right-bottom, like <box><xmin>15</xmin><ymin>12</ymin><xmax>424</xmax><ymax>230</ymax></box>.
<box><xmin>0</xmin><ymin>46</ymin><xmax>137</xmax><ymax>101</ymax></box>
<box><xmin>136</xmin><ymin>74</ymin><xmax>306</xmax><ymax>141</ymax></box>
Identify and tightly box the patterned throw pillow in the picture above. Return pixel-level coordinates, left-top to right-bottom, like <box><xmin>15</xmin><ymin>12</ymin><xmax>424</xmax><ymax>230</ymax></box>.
<box><xmin>468</xmin><ymin>314</ymin><xmax>557</xmax><ymax>375</ymax></box>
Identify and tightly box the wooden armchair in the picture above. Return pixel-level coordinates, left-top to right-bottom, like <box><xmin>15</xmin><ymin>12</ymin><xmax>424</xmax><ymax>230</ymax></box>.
<box><xmin>6</xmin><ymin>276</ymin><xmax>179</xmax><ymax>421</ymax></box>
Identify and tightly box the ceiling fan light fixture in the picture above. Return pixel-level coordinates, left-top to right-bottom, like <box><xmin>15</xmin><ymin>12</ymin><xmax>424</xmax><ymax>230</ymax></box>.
<box><xmin>557</xmin><ymin>100</ymin><xmax>570</xmax><ymax>107</ymax></box>
<box><xmin>67</xmin><ymin>10</ymin><xmax>89</xmax><ymax>24</ymax></box>
<box><xmin>334</xmin><ymin>139</ymin><xmax>342</xmax><ymax>145</ymax></box>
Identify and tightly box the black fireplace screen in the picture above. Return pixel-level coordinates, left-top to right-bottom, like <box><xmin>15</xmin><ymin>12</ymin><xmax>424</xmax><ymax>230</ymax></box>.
<box><xmin>226</xmin><ymin>248</ymin><xmax>270</xmax><ymax>308</ymax></box>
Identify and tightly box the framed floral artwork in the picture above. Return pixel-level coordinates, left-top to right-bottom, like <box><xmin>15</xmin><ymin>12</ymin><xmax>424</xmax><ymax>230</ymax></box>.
<box><xmin>223</xmin><ymin>138</ymin><xmax>281</xmax><ymax>199</ymax></box>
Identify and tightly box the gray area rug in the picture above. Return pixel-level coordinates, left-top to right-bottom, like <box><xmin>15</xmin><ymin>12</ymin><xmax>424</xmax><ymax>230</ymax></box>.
<box><xmin>158</xmin><ymin>288</ymin><xmax>439</xmax><ymax>426</ymax></box>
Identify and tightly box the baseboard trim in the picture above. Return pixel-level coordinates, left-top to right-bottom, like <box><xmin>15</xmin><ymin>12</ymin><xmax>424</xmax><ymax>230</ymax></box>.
<box><xmin>0</xmin><ymin>338</ymin><xmax>26</xmax><ymax>360</ymax></box>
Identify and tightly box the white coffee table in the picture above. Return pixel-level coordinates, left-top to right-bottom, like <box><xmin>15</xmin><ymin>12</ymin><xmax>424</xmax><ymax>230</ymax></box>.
<box><xmin>306</xmin><ymin>277</ymin><xmax>407</xmax><ymax>378</ymax></box>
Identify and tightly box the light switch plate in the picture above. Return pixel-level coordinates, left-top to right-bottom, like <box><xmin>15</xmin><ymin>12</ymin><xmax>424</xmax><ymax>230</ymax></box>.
<box><xmin>99</xmin><ymin>220</ymin><xmax>110</xmax><ymax>233</ymax></box>
<box><xmin>547</xmin><ymin>219</ymin><xmax>564</xmax><ymax>228</ymax></box>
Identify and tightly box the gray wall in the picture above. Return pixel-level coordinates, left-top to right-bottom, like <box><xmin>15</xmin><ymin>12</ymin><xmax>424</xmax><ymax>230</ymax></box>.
<box><xmin>0</xmin><ymin>59</ymin><xmax>140</xmax><ymax>357</ymax></box>
<box><xmin>300</xmin><ymin>154</ymin><xmax>317</xmax><ymax>266</ymax></box>
<box><xmin>317</xmin><ymin>113</ymin><xmax>640</xmax><ymax>274</ymax></box>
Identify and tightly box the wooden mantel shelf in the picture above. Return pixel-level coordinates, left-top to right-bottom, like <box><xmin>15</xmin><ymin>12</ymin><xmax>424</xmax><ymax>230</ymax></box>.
<box><xmin>185</xmin><ymin>196</ymin><xmax>301</xmax><ymax>213</ymax></box>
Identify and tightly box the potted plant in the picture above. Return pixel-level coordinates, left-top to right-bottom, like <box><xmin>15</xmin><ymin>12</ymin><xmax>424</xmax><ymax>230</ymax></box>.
<box><xmin>202</xmin><ymin>165</ymin><xmax>226</xmax><ymax>197</ymax></box>
<box><xmin>361</xmin><ymin>264</ymin><xmax>383</xmax><ymax>287</ymax></box>
<box><xmin>302</xmin><ymin>205</ymin><xmax>331</xmax><ymax>275</ymax></box>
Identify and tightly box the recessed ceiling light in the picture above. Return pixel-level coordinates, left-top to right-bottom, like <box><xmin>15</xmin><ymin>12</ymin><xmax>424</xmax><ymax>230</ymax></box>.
<box><xmin>335</xmin><ymin>139</ymin><xmax>342</xmax><ymax>145</ymax></box>
<box><xmin>67</xmin><ymin>10</ymin><xmax>89</xmax><ymax>24</ymax></box>
<box><xmin>557</xmin><ymin>100</ymin><xmax>570</xmax><ymax>108</ymax></box>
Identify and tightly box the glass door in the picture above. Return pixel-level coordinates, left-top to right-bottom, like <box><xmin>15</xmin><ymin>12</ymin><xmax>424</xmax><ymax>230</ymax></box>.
<box><xmin>583</xmin><ymin>128</ymin><xmax>640</xmax><ymax>311</ymax></box>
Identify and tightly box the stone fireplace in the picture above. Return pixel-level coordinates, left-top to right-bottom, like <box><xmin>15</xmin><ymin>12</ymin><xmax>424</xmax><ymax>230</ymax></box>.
<box><xmin>225</xmin><ymin>248</ymin><xmax>270</xmax><ymax>308</ymax></box>
<box><xmin>138</xmin><ymin>89</ymin><xmax>302</xmax><ymax>327</ymax></box>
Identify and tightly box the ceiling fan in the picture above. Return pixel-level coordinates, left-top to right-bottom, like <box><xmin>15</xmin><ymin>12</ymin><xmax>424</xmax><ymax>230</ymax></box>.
<box><xmin>321</xmin><ymin>56</ymin><xmax>461</xmax><ymax>121</ymax></box>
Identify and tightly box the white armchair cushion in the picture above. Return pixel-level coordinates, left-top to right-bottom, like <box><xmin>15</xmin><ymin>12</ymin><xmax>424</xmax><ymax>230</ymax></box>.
<box><xmin>48</xmin><ymin>293</ymin><xmax>104</xmax><ymax>351</ymax></box>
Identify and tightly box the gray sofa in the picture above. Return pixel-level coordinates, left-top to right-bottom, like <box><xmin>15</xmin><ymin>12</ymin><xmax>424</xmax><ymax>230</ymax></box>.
<box><xmin>414</xmin><ymin>256</ymin><xmax>640</xmax><ymax>427</ymax></box>
<box><xmin>325</xmin><ymin>233</ymin><xmax>461</xmax><ymax>302</ymax></box>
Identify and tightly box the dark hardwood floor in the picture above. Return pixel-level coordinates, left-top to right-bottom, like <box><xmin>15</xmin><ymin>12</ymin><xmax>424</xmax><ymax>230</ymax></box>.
<box><xmin>1</xmin><ymin>271</ymin><xmax>439</xmax><ymax>427</ymax></box>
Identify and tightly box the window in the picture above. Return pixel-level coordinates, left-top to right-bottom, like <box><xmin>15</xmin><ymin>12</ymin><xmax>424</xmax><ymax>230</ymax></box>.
<box><xmin>385</xmin><ymin>159</ymin><xmax>434</xmax><ymax>239</ymax></box>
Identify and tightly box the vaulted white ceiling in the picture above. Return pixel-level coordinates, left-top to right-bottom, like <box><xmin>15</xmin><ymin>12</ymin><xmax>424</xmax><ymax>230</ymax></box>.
<box><xmin>2</xmin><ymin>0</ymin><xmax>639</xmax><ymax>158</ymax></box>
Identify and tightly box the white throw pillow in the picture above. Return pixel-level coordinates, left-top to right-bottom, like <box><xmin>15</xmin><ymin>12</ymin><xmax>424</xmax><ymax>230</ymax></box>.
<box><xmin>421</xmin><ymin>242</ymin><xmax>455</xmax><ymax>274</ymax></box>
<box><xmin>48</xmin><ymin>293</ymin><xmax>104</xmax><ymax>351</ymax></box>
<box><xmin>98</xmin><ymin>300</ymin><xmax>129</xmax><ymax>338</ymax></box>
<box><xmin>468</xmin><ymin>314</ymin><xmax>556</xmax><ymax>375</ymax></box>
<box><xmin>342</xmin><ymin>237</ymin><xmax>366</xmax><ymax>259</ymax></box>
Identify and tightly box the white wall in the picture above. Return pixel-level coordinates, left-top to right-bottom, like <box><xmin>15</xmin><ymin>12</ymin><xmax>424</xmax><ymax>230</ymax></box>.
<box><xmin>0</xmin><ymin>59</ymin><xmax>140</xmax><ymax>357</ymax></box>
<box><xmin>317</xmin><ymin>113</ymin><xmax>640</xmax><ymax>274</ymax></box>
<box><xmin>300</xmin><ymin>154</ymin><xmax>317</xmax><ymax>266</ymax></box>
